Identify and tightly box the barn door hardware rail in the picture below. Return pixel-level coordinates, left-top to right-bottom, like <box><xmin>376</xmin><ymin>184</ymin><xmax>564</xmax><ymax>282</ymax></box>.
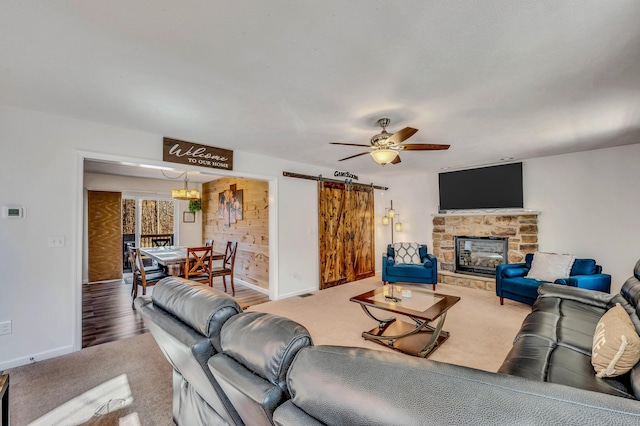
<box><xmin>282</xmin><ymin>171</ymin><xmax>388</xmax><ymax>190</ymax></box>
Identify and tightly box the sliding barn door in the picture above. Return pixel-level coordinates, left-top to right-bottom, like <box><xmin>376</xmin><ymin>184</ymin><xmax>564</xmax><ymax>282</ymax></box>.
<box><xmin>319</xmin><ymin>182</ymin><xmax>348</xmax><ymax>289</ymax></box>
<box><xmin>318</xmin><ymin>181</ymin><xmax>375</xmax><ymax>289</ymax></box>
<box><xmin>88</xmin><ymin>190</ymin><xmax>123</xmax><ymax>283</ymax></box>
<box><xmin>349</xmin><ymin>185</ymin><xmax>375</xmax><ymax>281</ymax></box>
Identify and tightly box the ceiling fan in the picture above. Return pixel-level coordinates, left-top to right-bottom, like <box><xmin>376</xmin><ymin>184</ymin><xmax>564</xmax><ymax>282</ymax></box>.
<box><xmin>330</xmin><ymin>118</ymin><xmax>450</xmax><ymax>165</ymax></box>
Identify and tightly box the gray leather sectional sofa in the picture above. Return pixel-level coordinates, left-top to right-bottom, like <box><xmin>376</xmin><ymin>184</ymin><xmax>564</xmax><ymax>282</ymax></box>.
<box><xmin>136</xmin><ymin>271</ymin><xmax>640</xmax><ymax>425</ymax></box>
<box><xmin>499</xmin><ymin>276</ymin><xmax>640</xmax><ymax>399</ymax></box>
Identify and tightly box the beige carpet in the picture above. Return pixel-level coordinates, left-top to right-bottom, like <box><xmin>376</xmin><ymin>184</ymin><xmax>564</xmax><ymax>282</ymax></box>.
<box><xmin>249</xmin><ymin>276</ymin><xmax>531</xmax><ymax>372</ymax></box>
<box><xmin>8</xmin><ymin>276</ymin><xmax>530</xmax><ymax>425</ymax></box>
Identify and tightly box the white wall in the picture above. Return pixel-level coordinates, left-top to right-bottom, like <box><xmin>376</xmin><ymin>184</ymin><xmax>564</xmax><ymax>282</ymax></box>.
<box><xmin>0</xmin><ymin>104</ymin><xmax>380</xmax><ymax>369</ymax></box>
<box><xmin>524</xmin><ymin>144</ymin><xmax>640</xmax><ymax>292</ymax></box>
<box><xmin>378</xmin><ymin>172</ymin><xmax>440</xmax><ymax>246</ymax></box>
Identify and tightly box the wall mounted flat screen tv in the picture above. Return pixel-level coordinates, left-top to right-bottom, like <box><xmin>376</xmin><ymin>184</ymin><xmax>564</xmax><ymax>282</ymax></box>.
<box><xmin>438</xmin><ymin>162</ymin><xmax>523</xmax><ymax>210</ymax></box>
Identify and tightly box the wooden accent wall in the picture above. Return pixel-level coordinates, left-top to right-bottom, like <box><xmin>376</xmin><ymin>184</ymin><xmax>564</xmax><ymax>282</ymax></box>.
<box><xmin>202</xmin><ymin>178</ymin><xmax>269</xmax><ymax>291</ymax></box>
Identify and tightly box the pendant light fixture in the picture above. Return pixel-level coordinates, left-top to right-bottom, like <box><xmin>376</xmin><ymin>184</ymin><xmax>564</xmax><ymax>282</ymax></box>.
<box><xmin>171</xmin><ymin>172</ymin><xmax>201</xmax><ymax>200</ymax></box>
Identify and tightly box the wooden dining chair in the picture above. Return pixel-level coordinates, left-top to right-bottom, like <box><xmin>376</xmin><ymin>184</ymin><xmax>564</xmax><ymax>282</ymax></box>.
<box><xmin>152</xmin><ymin>237</ymin><xmax>172</xmax><ymax>247</ymax></box>
<box><xmin>129</xmin><ymin>246</ymin><xmax>169</xmax><ymax>299</ymax></box>
<box><xmin>212</xmin><ymin>241</ymin><xmax>238</xmax><ymax>295</ymax></box>
<box><xmin>185</xmin><ymin>246</ymin><xmax>214</xmax><ymax>286</ymax></box>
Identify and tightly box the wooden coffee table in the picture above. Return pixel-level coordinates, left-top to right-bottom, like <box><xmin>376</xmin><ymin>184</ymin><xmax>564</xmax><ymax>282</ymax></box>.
<box><xmin>350</xmin><ymin>284</ymin><xmax>460</xmax><ymax>358</ymax></box>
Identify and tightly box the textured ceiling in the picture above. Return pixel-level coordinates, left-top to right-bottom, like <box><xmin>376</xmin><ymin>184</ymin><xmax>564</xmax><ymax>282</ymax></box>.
<box><xmin>2</xmin><ymin>1</ymin><xmax>640</xmax><ymax>177</ymax></box>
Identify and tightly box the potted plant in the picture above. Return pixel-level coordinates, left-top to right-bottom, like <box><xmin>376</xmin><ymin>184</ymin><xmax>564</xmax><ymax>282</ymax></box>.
<box><xmin>188</xmin><ymin>199</ymin><xmax>202</xmax><ymax>213</ymax></box>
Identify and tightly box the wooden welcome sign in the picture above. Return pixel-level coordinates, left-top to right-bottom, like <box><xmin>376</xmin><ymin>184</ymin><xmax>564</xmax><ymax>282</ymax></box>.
<box><xmin>163</xmin><ymin>137</ymin><xmax>233</xmax><ymax>171</ymax></box>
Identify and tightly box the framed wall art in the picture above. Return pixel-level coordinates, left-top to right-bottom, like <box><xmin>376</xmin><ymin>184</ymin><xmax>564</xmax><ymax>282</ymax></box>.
<box><xmin>183</xmin><ymin>211</ymin><xmax>196</xmax><ymax>223</ymax></box>
<box><xmin>218</xmin><ymin>184</ymin><xmax>243</xmax><ymax>227</ymax></box>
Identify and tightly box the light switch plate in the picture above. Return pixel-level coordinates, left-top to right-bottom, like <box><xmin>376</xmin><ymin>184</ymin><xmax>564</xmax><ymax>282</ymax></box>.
<box><xmin>0</xmin><ymin>321</ymin><xmax>11</xmax><ymax>336</ymax></box>
<box><xmin>48</xmin><ymin>236</ymin><xmax>65</xmax><ymax>248</ymax></box>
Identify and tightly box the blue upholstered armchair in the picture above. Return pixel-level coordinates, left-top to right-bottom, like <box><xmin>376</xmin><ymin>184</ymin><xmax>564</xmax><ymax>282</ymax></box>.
<box><xmin>496</xmin><ymin>253</ymin><xmax>611</xmax><ymax>305</ymax></box>
<box><xmin>382</xmin><ymin>244</ymin><xmax>438</xmax><ymax>290</ymax></box>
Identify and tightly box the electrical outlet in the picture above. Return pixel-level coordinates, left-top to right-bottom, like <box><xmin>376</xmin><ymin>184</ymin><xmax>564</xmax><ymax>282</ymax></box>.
<box><xmin>48</xmin><ymin>236</ymin><xmax>65</xmax><ymax>248</ymax></box>
<box><xmin>0</xmin><ymin>320</ymin><xmax>11</xmax><ymax>336</ymax></box>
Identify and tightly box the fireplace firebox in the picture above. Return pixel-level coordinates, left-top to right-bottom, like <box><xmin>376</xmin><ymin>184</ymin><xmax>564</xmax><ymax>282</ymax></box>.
<box><xmin>455</xmin><ymin>236</ymin><xmax>508</xmax><ymax>277</ymax></box>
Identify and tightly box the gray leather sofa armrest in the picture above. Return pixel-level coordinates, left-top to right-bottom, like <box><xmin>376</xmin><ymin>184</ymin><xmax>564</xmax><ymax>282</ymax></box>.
<box><xmin>133</xmin><ymin>295</ymin><xmax>153</xmax><ymax>310</ymax></box>
<box><xmin>208</xmin><ymin>353</ymin><xmax>284</xmax><ymax>423</ymax></box>
<box><xmin>208</xmin><ymin>312</ymin><xmax>313</xmax><ymax>426</ymax></box>
<box><xmin>537</xmin><ymin>283</ymin><xmax>614</xmax><ymax>309</ymax></box>
<box><xmin>220</xmin><ymin>312</ymin><xmax>312</xmax><ymax>393</ymax></box>
<box><xmin>208</xmin><ymin>353</ymin><xmax>284</xmax><ymax>420</ymax></box>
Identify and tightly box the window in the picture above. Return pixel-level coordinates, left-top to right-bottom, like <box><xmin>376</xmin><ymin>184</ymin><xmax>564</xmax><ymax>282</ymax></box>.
<box><xmin>122</xmin><ymin>198</ymin><xmax>177</xmax><ymax>271</ymax></box>
<box><xmin>140</xmin><ymin>200</ymin><xmax>174</xmax><ymax>237</ymax></box>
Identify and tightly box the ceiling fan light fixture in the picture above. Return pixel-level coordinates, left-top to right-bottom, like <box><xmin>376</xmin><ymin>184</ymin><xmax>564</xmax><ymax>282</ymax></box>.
<box><xmin>370</xmin><ymin>132</ymin><xmax>391</xmax><ymax>146</ymax></box>
<box><xmin>370</xmin><ymin>149</ymin><xmax>398</xmax><ymax>165</ymax></box>
<box><xmin>331</xmin><ymin>117</ymin><xmax>449</xmax><ymax>164</ymax></box>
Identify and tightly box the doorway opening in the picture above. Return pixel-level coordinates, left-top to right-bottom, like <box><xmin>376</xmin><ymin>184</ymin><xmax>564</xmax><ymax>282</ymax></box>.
<box><xmin>80</xmin><ymin>156</ymin><xmax>276</xmax><ymax>349</ymax></box>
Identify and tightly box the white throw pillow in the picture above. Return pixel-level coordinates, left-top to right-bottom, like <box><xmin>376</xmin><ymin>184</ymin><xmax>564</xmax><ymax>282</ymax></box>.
<box><xmin>525</xmin><ymin>252</ymin><xmax>576</xmax><ymax>282</ymax></box>
<box><xmin>393</xmin><ymin>242</ymin><xmax>422</xmax><ymax>265</ymax></box>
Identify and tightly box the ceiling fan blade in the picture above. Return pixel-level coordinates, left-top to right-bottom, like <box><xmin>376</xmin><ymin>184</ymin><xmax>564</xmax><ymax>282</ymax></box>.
<box><xmin>391</xmin><ymin>155</ymin><xmax>402</xmax><ymax>164</ymax></box>
<box><xmin>388</xmin><ymin>127</ymin><xmax>418</xmax><ymax>144</ymax></box>
<box><xmin>400</xmin><ymin>143</ymin><xmax>450</xmax><ymax>151</ymax></box>
<box><xmin>338</xmin><ymin>152</ymin><xmax>369</xmax><ymax>161</ymax></box>
<box><xmin>330</xmin><ymin>142</ymin><xmax>371</xmax><ymax>147</ymax></box>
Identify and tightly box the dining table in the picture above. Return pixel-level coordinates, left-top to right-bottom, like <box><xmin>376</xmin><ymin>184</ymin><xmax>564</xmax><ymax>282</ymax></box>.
<box><xmin>140</xmin><ymin>246</ymin><xmax>224</xmax><ymax>276</ymax></box>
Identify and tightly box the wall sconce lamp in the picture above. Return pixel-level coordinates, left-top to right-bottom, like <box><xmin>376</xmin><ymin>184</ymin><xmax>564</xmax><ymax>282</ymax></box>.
<box><xmin>382</xmin><ymin>200</ymin><xmax>402</xmax><ymax>243</ymax></box>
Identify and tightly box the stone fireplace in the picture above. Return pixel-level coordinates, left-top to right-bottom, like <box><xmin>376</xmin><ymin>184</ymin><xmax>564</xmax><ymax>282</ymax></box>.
<box><xmin>432</xmin><ymin>212</ymin><xmax>540</xmax><ymax>291</ymax></box>
<box><xmin>455</xmin><ymin>236</ymin><xmax>508</xmax><ymax>276</ymax></box>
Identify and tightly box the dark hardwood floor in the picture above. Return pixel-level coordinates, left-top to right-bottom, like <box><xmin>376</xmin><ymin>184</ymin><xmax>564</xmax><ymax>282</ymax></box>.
<box><xmin>82</xmin><ymin>276</ymin><xmax>271</xmax><ymax>348</ymax></box>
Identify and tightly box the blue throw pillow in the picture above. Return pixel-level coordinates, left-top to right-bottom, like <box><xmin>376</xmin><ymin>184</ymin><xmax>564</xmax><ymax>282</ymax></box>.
<box><xmin>571</xmin><ymin>259</ymin><xmax>597</xmax><ymax>276</ymax></box>
<box><xmin>419</xmin><ymin>245</ymin><xmax>427</xmax><ymax>260</ymax></box>
<box><xmin>503</xmin><ymin>267</ymin><xmax>528</xmax><ymax>278</ymax></box>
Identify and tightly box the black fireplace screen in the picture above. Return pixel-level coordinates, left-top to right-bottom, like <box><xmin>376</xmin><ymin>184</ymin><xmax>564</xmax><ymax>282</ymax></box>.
<box><xmin>455</xmin><ymin>236</ymin><xmax>508</xmax><ymax>276</ymax></box>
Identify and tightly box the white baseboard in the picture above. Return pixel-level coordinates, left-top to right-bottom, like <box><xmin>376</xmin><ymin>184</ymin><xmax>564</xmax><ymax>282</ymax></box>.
<box><xmin>235</xmin><ymin>279</ymin><xmax>269</xmax><ymax>295</ymax></box>
<box><xmin>277</xmin><ymin>286</ymin><xmax>318</xmax><ymax>300</ymax></box>
<box><xmin>0</xmin><ymin>344</ymin><xmax>75</xmax><ymax>371</ymax></box>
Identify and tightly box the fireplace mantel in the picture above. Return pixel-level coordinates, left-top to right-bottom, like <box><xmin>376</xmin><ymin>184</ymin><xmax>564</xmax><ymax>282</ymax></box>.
<box><xmin>433</xmin><ymin>210</ymin><xmax>540</xmax><ymax>217</ymax></box>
